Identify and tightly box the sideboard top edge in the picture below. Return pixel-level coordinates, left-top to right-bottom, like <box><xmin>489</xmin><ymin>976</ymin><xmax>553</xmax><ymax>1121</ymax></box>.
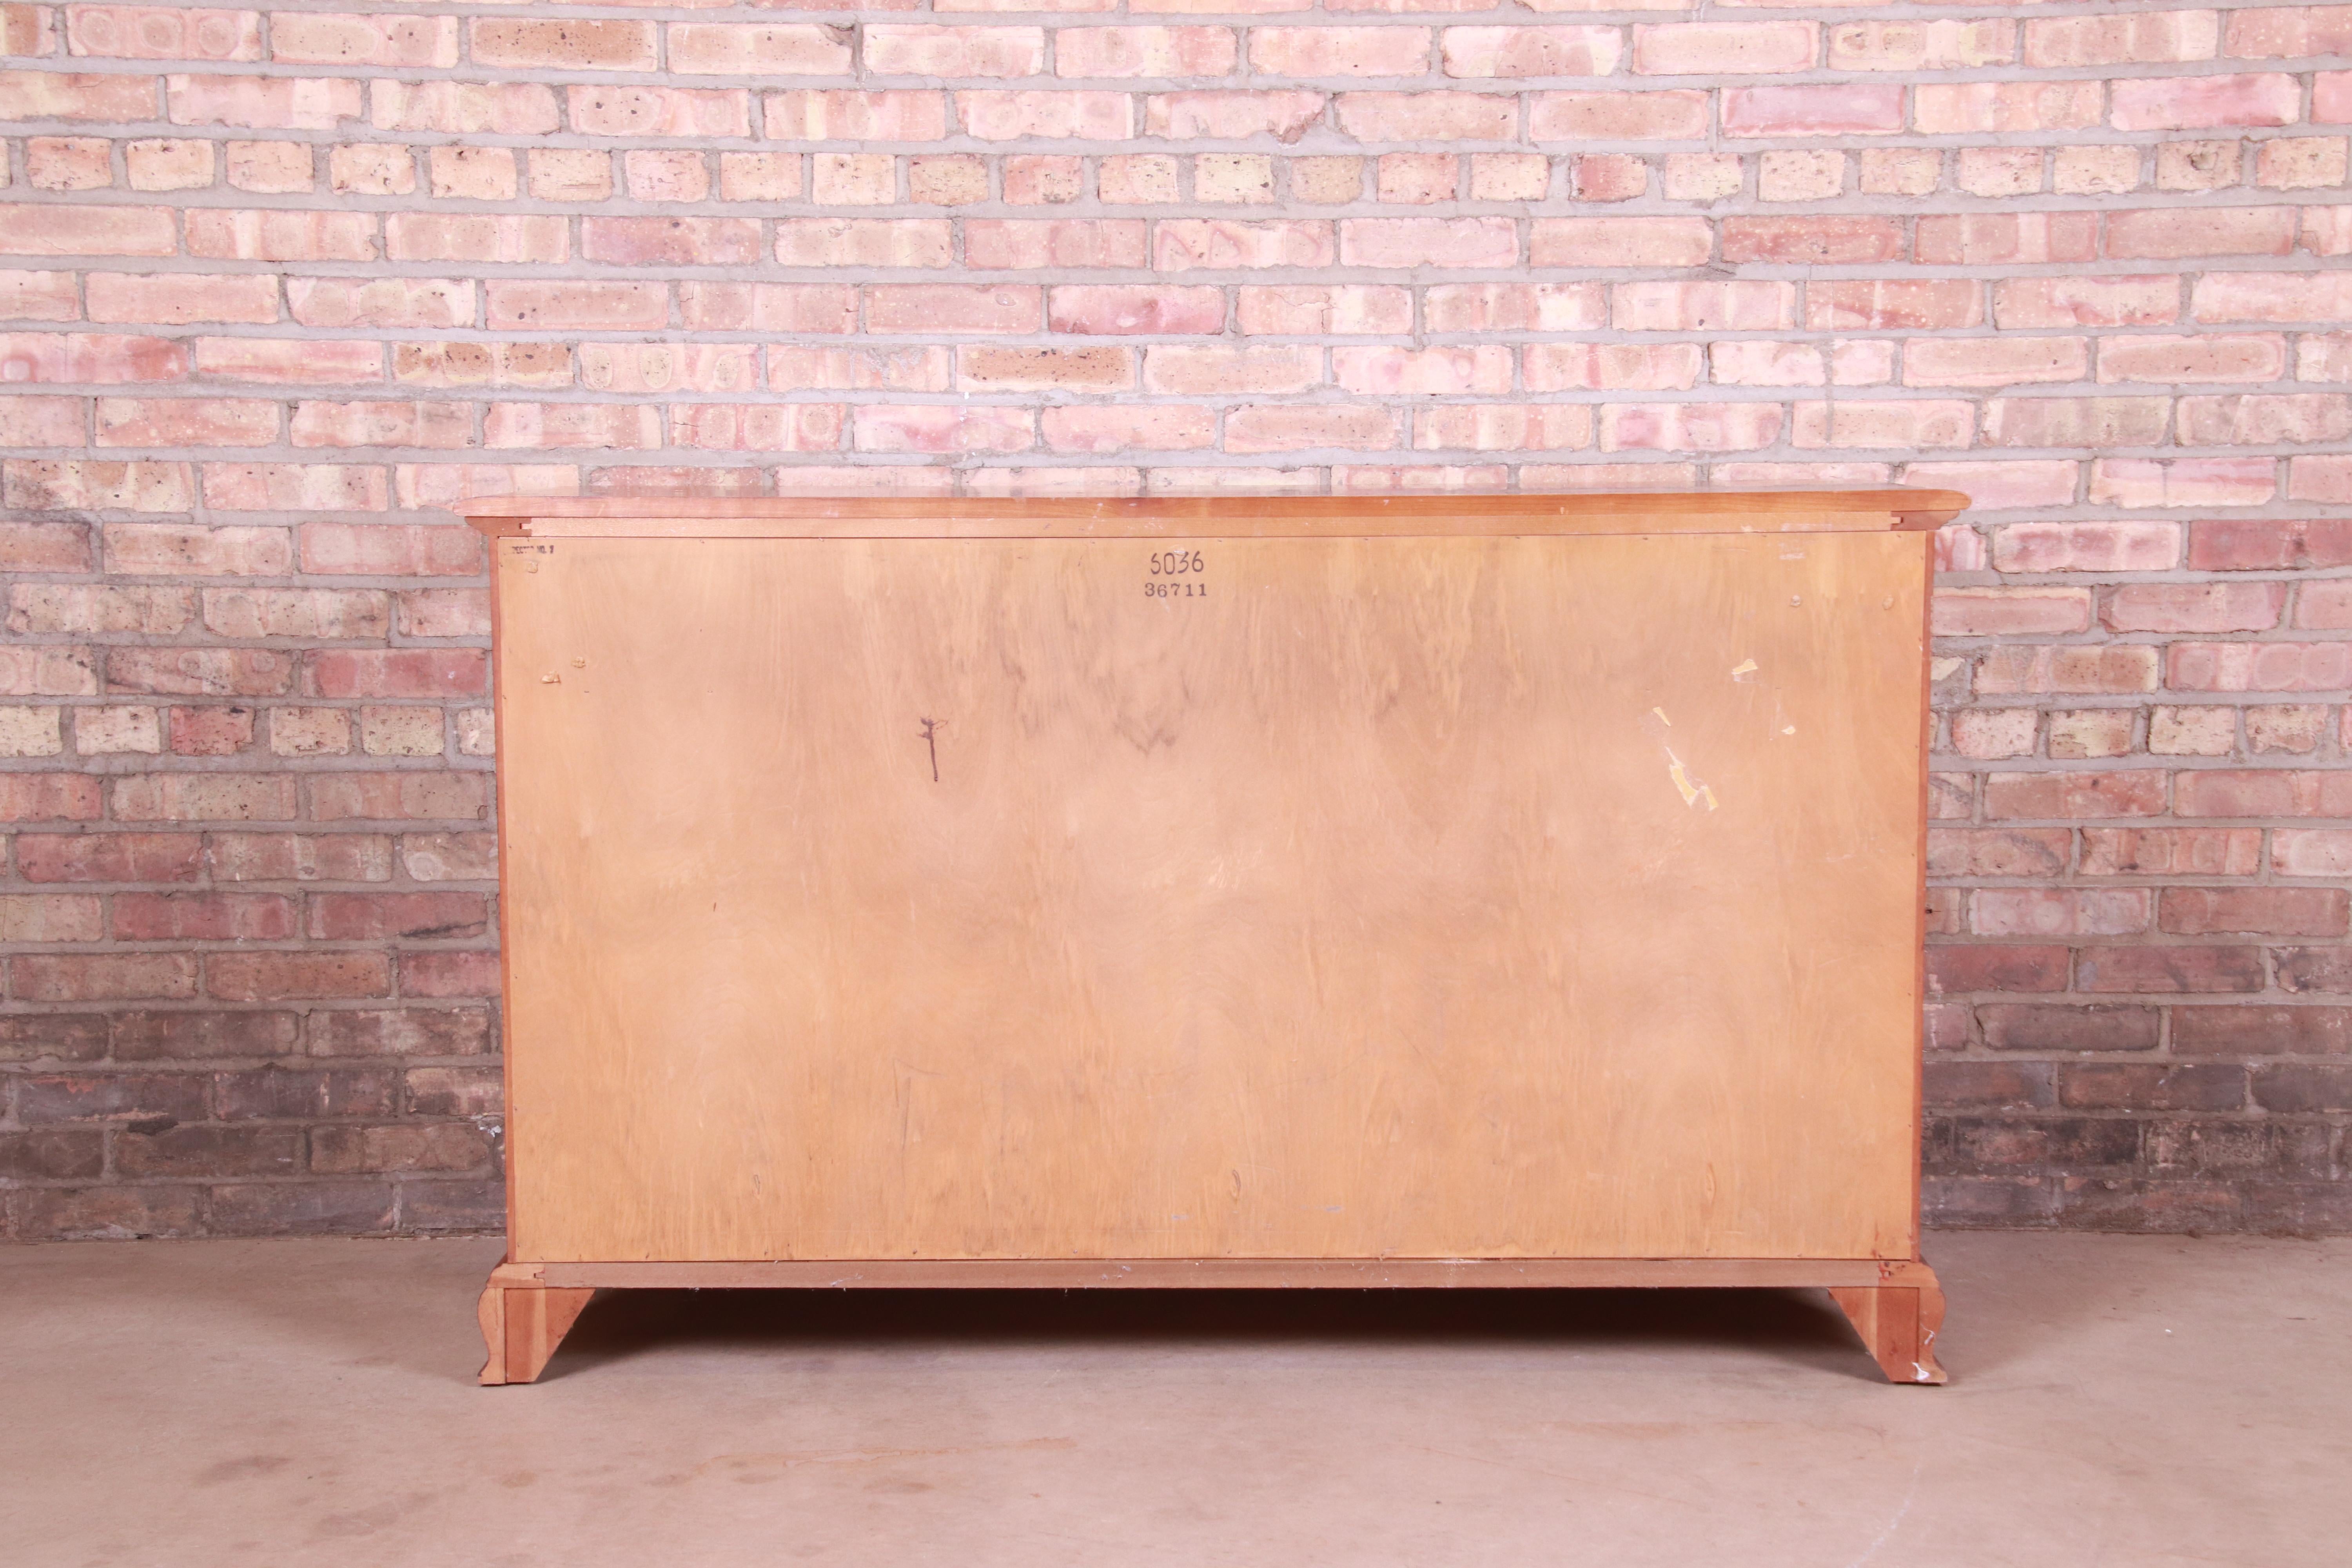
<box><xmin>467</xmin><ymin>488</ymin><xmax>1967</xmax><ymax>538</ymax></box>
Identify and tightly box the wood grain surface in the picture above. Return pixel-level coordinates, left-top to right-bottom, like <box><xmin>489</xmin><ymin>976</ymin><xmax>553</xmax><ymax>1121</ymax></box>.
<box><xmin>497</xmin><ymin>527</ymin><xmax>1928</xmax><ymax>1263</ymax></box>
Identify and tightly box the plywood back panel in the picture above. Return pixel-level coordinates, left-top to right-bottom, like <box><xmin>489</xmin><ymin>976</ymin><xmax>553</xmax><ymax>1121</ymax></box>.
<box><xmin>496</xmin><ymin>528</ymin><xmax>1927</xmax><ymax>1263</ymax></box>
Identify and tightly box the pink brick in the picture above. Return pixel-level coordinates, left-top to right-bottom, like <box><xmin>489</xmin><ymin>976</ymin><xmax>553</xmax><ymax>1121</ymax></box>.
<box><xmin>2180</xmin><ymin>393</ymin><xmax>2352</xmax><ymax>446</ymax></box>
<box><xmin>1529</xmin><ymin>91</ymin><xmax>1707</xmax><ymax>141</ymax></box>
<box><xmin>1143</xmin><ymin>90</ymin><xmax>1327</xmax><ymax>142</ymax></box>
<box><xmin>1616</xmin><ymin>281</ymin><xmax>1792</xmax><ymax>332</ymax></box>
<box><xmin>1996</xmin><ymin>276</ymin><xmax>2180</xmax><ymax>329</ymax></box>
<box><xmin>1792</xmin><ymin>400</ymin><xmax>1974</xmax><ymax>452</ymax></box>
<box><xmin>2193</xmin><ymin>272</ymin><xmax>2352</xmax><ymax>324</ymax></box>
<box><xmin>1251</xmin><ymin>25</ymin><xmax>1431</xmax><ymax>75</ymax></box>
<box><xmin>961</xmin><ymin>90</ymin><xmax>1132</xmax><ymax>140</ymax></box>
<box><xmin>285</xmin><ymin>278</ymin><xmax>471</xmax><ymax>330</ymax></box>
<box><xmin>1529</xmin><ymin>217</ymin><xmax>1711</xmax><ymax>267</ymax></box>
<box><xmin>1441</xmin><ymin>25</ymin><xmax>1619</xmax><ymax>77</ymax></box>
<box><xmin>1424</xmin><ymin>282</ymin><xmax>1604</xmax><ymax>332</ymax></box>
<box><xmin>2176</xmin><ymin>769</ymin><xmax>2352</xmax><ymax>818</ymax></box>
<box><xmin>184</xmin><ymin>209</ymin><xmax>376</xmax><ymax>262</ymax></box>
<box><xmin>0</xmin><ymin>70</ymin><xmax>157</xmax><ymax>120</ymax></box>
<box><xmin>85</xmin><ymin>272</ymin><xmax>278</xmax><ymax>326</ymax></box>
<box><xmin>2112</xmin><ymin>73</ymin><xmax>2301</xmax><ymax>131</ymax></box>
<box><xmin>1931</xmin><ymin>587</ymin><xmax>2092</xmax><ymax>637</ymax></box>
<box><xmin>2288</xmin><ymin>457</ymin><xmax>2352</xmax><ymax>503</ymax></box>
<box><xmin>583</xmin><ymin>217</ymin><xmax>762</xmax><ymax>269</ymax></box>
<box><xmin>1973</xmin><ymin>889</ymin><xmax>2151</xmax><ymax>938</ymax></box>
<box><xmin>2108</xmin><ymin>207</ymin><xmax>2297</xmax><ymax>260</ymax></box>
<box><xmin>0</xmin><ymin>204</ymin><xmax>176</xmax><ymax>258</ymax></box>
<box><xmin>1058</xmin><ymin>26</ymin><xmax>1237</xmax><ymax>77</ymax></box>
<box><xmin>1905</xmin><ymin>460</ymin><xmax>2079</xmax><ymax>510</ymax></box>
<box><xmin>2025</xmin><ymin>12</ymin><xmax>2218</xmax><ymax>67</ymax></box>
<box><xmin>387</xmin><ymin>215</ymin><xmax>565</xmax><ymax>265</ymax></box>
<box><xmin>680</xmin><ymin>283</ymin><xmax>857</xmax><ymax>334</ymax></box>
<box><xmin>2099</xmin><ymin>333</ymin><xmax>2286</xmax><ymax>385</ymax></box>
<box><xmin>768</xmin><ymin>346</ymin><xmax>951</xmax><ymax>392</ymax></box>
<box><xmin>2104</xmin><ymin>583</ymin><xmax>2287</xmax><ymax>634</ymax></box>
<box><xmin>853</xmin><ymin>405</ymin><xmax>1034</xmax><ymax>455</ymax></box>
<box><xmin>966</xmin><ymin>219</ymin><xmax>1147</xmax><ymax>270</ymax></box>
<box><xmin>201</xmin><ymin>463</ymin><xmax>386</xmax><ymax>512</ymax></box>
<box><xmin>1633</xmin><ymin>22</ymin><xmax>1815</xmax><ymax>74</ymax></box>
<box><xmin>68</xmin><ymin>6</ymin><xmax>259</xmax><ymax>59</ymax></box>
<box><xmin>196</xmin><ymin>338</ymin><xmax>383</xmax><ymax>385</ymax></box>
<box><xmin>300</xmin><ymin>522</ymin><xmax>482</xmax><ymax>577</ymax></box>
<box><xmin>1722</xmin><ymin>84</ymin><xmax>1903</xmax><ymax>137</ymax></box>
<box><xmin>2168</xmin><ymin>642</ymin><xmax>2352</xmax><ymax>693</ymax></box>
<box><xmin>1524</xmin><ymin>343</ymin><xmax>1701</xmax><ymax>392</ymax></box>
<box><xmin>2187</xmin><ymin>519</ymin><xmax>2352</xmax><ymax>571</ymax></box>
<box><xmin>1914</xmin><ymin>80</ymin><xmax>2104</xmax><ymax>134</ymax></box>
<box><xmin>1156</xmin><ymin>219</ymin><xmax>1335</xmax><ymax>270</ymax></box>
<box><xmin>1806</xmin><ymin>279</ymin><xmax>1980</xmax><ymax>331</ymax></box>
<box><xmin>369</xmin><ymin>80</ymin><xmax>557</xmax><ymax>136</ymax></box>
<box><xmin>483</xmin><ymin>403</ymin><xmax>662</xmax><ymax>451</ymax></box>
<box><xmin>1048</xmin><ymin>285</ymin><xmax>1226</xmax><ymax>335</ymax></box>
<box><xmin>165</xmin><ymin>73</ymin><xmax>360</xmax><ymax>129</ymax></box>
<box><xmin>9</xmin><ymin>458</ymin><xmax>192</xmax><ymax>513</ymax></box>
<box><xmin>867</xmin><ymin>284</ymin><xmax>1042</xmax><ymax>335</ymax></box>
<box><xmin>1413</xmin><ymin>405</ymin><xmax>1592</xmax><ymax>452</ymax></box>
<box><xmin>1339</xmin><ymin>217</ymin><xmax>1516</xmax><ymax>268</ymax></box>
<box><xmin>1225</xmin><ymin>403</ymin><xmax>1398</xmax><ymax>454</ymax></box>
<box><xmin>668</xmin><ymin>405</ymin><xmax>848</xmax><ymax>453</ymax></box>
<box><xmin>1334</xmin><ymin>92</ymin><xmax>1515</xmax><ymax>141</ymax></box>
<box><xmin>1905</xmin><ymin>336</ymin><xmax>2088</xmax><ymax>389</ymax></box>
<box><xmin>0</xmin><ymin>333</ymin><xmax>188</xmax><ymax>383</ymax></box>
<box><xmin>1333</xmin><ymin>345</ymin><xmax>1512</xmax><ymax>395</ymax></box>
<box><xmin>671</xmin><ymin>23</ymin><xmax>857</xmax><ymax>75</ymax></box>
<box><xmin>269</xmin><ymin>11</ymin><xmax>457</xmax><ymax>68</ymax></box>
<box><xmin>2089</xmin><ymin>457</ymin><xmax>2275</xmax><ymax>509</ymax></box>
<box><xmin>1599</xmin><ymin>402</ymin><xmax>1783</xmax><ymax>453</ymax></box>
<box><xmin>1723</xmin><ymin>217</ymin><xmax>1902</xmax><ymax>265</ymax></box>
<box><xmin>0</xmin><ymin>272</ymin><xmax>82</xmax><ymax>321</ymax></box>
<box><xmin>1039</xmin><ymin>406</ymin><xmax>1217</xmax><ymax>453</ymax></box>
<box><xmin>1917</xmin><ymin>213</ymin><xmax>2098</xmax><ymax>266</ymax></box>
<box><xmin>572</xmin><ymin>85</ymin><xmax>748</xmax><ymax>140</ymax></box>
<box><xmin>486</xmin><ymin>282</ymin><xmax>665</xmax><ymax>332</ymax></box>
<box><xmin>764</xmin><ymin>91</ymin><xmax>947</xmax><ymax>142</ymax></box>
<box><xmin>1237</xmin><ymin>285</ymin><xmax>1412</xmax><ymax>335</ymax></box>
<box><xmin>92</xmin><ymin>397</ymin><xmax>274</xmax><ymax>448</ymax></box>
<box><xmin>469</xmin><ymin>18</ymin><xmax>654</xmax><ymax>71</ymax></box>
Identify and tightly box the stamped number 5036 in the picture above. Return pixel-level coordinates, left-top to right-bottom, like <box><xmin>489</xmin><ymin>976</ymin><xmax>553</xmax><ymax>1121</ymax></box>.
<box><xmin>1145</xmin><ymin>550</ymin><xmax>1207</xmax><ymax>599</ymax></box>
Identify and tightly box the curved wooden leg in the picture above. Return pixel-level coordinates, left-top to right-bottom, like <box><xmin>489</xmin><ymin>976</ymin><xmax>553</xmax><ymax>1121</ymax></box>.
<box><xmin>1828</xmin><ymin>1261</ymin><xmax>1948</xmax><ymax>1385</ymax></box>
<box><xmin>477</xmin><ymin>1264</ymin><xmax>595</xmax><ymax>1386</ymax></box>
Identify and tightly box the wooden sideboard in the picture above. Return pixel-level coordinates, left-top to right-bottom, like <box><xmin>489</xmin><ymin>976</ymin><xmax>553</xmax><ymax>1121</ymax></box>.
<box><xmin>466</xmin><ymin>490</ymin><xmax>1965</xmax><ymax>1386</ymax></box>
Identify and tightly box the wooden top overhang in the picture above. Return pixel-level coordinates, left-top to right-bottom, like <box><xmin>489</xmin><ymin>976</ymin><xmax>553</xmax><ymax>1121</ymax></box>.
<box><xmin>465</xmin><ymin>488</ymin><xmax>1969</xmax><ymax>540</ymax></box>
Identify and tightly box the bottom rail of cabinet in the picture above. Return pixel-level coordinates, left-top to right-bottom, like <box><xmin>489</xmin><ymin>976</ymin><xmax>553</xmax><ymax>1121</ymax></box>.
<box><xmin>476</xmin><ymin>1254</ymin><xmax>1949</xmax><ymax>1387</ymax></box>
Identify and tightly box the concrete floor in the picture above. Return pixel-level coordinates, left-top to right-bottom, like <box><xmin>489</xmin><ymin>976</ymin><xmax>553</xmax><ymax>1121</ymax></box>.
<box><xmin>2</xmin><ymin>1234</ymin><xmax>2345</xmax><ymax>1567</ymax></box>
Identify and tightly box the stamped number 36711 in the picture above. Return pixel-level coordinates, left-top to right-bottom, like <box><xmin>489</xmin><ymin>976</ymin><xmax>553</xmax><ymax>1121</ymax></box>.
<box><xmin>1145</xmin><ymin>550</ymin><xmax>1206</xmax><ymax>599</ymax></box>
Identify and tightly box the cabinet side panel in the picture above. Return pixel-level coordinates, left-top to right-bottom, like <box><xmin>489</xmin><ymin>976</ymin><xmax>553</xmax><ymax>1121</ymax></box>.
<box><xmin>499</xmin><ymin>531</ymin><xmax>1924</xmax><ymax>1262</ymax></box>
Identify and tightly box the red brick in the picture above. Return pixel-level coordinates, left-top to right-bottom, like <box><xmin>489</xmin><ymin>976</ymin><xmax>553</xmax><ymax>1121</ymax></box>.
<box><xmin>207</xmin><ymin>951</ymin><xmax>391</xmax><ymax>1001</ymax></box>
<box><xmin>305</xmin><ymin>773</ymin><xmax>488</xmax><ymax>823</ymax></box>
<box><xmin>113</xmin><ymin>892</ymin><xmax>296</xmax><ymax>942</ymax></box>
<box><xmin>398</xmin><ymin>951</ymin><xmax>499</xmax><ymax>999</ymax></box>
<box><xmin>2161</xmin><ymin>888</ymin><xmax>2350</xmax><ymax>938</ymax></box>
<box><xmin>1984</xmin><ymin>771</ymin><xmax>2167</xmax><ymax>819</ymax></box>
<box><xmin>14</xmin><ymin>954</ymin><xmax>199</xmax><ymax>1002</ymax></box>
<box><xmin>307</xmin><ymin>893</ymin><xmax>490</xmax><ymax>942</ymax></box>
<box><xmin>1933</xmin><ymin>587</ymin><xmax>2091</xmax><ymax>637</ymax></box>
<box><xmin>1927</xmin><ymin>945</ymin><xmax>2070</xmax><ymax>995</ymax></box>
<box><xmin>2081</xmin><ymin>828</ymin><xmax>2263</xmax><ymax>877</ymax></box>
<box><xmin>2103</xmin><ymin>583</ymin><xmax>2286</xmax><ymax>634</ymax></box>
<box><xmin>2077</xmin><ymin>946</ymin><xmax>2266</xmax><ymax>994</ymax></box>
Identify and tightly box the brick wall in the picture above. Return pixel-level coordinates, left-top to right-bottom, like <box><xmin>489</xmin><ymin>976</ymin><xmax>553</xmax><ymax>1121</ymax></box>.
<box><xmin>1</xmin><ymin>1</ymin><xmax>2347</xmax><ymax>1240</ymax></box>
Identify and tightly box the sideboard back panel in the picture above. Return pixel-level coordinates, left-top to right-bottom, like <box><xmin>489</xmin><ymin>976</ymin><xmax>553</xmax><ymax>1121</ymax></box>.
<box><xmin>494</xmin><ymin>528</ymin><xmax>1927</xmax><ymax>1263</ymax></box>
